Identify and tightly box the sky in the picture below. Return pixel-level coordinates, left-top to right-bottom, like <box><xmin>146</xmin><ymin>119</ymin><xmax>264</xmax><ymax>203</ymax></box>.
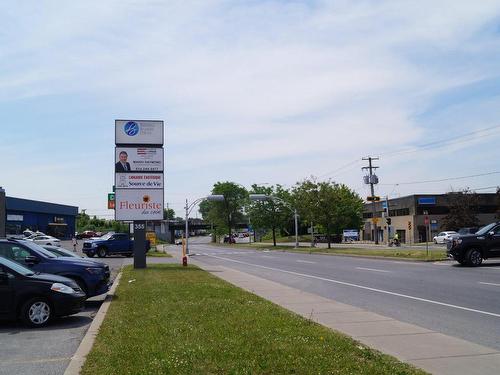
<box><xmin>1</xmin><ymin>0</ymin><xmax>500</xmax><ymax>218</ymax></box>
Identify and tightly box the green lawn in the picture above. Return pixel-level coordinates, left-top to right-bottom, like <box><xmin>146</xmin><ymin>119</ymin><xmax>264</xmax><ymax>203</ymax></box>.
<box><xmin>82</xmin><ymin>264</ymin><xmax>426</xmax><ymax>375</ymax></box>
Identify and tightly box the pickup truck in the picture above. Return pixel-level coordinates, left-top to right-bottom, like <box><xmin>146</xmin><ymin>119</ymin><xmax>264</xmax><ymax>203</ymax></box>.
<box><xmin>82</xmin><ymin>233</ymin><xmax>150</xmax><ymax>258</ymax></box>
<box><xmin>447</xmin><ymin>221</ymin><xmax>500</xmax><ymax>266</ymax></box>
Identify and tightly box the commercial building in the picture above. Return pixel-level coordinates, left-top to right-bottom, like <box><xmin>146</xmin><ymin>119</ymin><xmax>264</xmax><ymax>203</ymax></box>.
<box><xmin>362</xmin><ymin>193</ymin><xmax>498</xmax><ymax>243</ymax></box>
<box><xmin>3</xmin><ymin>195</ymin><xmax>78</xmax><ymax>240</ymax></box>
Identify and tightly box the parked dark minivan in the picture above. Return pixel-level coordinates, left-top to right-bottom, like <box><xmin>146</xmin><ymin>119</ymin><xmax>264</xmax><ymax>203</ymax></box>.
<box><xmin>0</xmin><ymin>256</ymin><xmax>86</xmax><ymax>327</ymax></box>
<box><xmin>0</xmin><ymin>239</ymin><xmax>110</xmax><ymax>297</ymax></box>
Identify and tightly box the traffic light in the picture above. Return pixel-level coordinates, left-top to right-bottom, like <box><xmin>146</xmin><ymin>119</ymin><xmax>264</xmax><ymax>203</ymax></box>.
<box><xmin>386</xmin><ymin>218</ymin><xmax>391</xmax><ymax>225</ymax></box>
<box><xmin>367</xmin><ymin>196</ymin><xmax>381</xmax><ymax>202</ymax></box>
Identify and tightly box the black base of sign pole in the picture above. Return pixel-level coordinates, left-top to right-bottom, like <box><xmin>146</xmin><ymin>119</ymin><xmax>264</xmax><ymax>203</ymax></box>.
<box><xmin>133</xmin><ymin>220</ymin><xmax>147</xmax><ymax>269</ymax></box>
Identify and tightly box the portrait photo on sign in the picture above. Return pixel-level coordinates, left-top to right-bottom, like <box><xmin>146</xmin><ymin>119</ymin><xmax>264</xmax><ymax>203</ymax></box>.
<box><xmin>114</xmin><ymin>147</ymin><xmax>164</xmax><ymax>172</ymax></box>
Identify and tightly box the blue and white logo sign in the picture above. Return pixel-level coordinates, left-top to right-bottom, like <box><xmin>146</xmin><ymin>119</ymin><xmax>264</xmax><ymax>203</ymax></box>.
<box><xmin>115</xmin><ymin>120</ymin><xmax>164</xmax><ymax>145</ymax></box>
<box><xmin>124</xmin><ymin>121</ymin><xmax>140</xmax><ymax>137</ymax></box>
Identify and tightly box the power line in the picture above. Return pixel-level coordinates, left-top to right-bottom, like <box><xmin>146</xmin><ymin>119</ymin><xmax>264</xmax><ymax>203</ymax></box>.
<box><xmin>318</xmin><ymin>159</ymin><xmax>361</xmax><ymax>178</ymax></box>
<box><xmin>379</xmin><ymin>124</ymin><xmax>500</xmax><ymax>158</ymax></box>
<box><xmin>381</xmin><ymin>171</ymin><xmax>500</xmax><ymax>186</ymax></box>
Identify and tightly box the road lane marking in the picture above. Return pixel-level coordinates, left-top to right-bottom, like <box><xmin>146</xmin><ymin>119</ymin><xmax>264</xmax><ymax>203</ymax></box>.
<box><xmin>262</xmin><ymin>255</ymin><xmax>277</xmax><ymax>259</ymax></box>
<box><xmin>296</xmin><ymin>260</ymin><xmax>316</xmax><ymax>264</ymax></box>
<box><xmin>208</xmin><ymin>255</ymin><xmax>500</xmax><ymax>318</ymax></box>
<box><xmin>479</xmin><ymin>282</ymin><xmax>500</xmax><ymax>287</ymax></box>
<box><xmin>356</xmin><ymin>267</ymin><xmax>391</xmax><ymax>273</ymax></box>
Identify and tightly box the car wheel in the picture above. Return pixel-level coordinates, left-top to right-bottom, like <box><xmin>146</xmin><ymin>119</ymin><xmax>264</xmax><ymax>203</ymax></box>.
<box><xmin>466</xmin><ymin>249</ymin><xmax>483</xmax><ymax>267</ymax></box>
<box><xmin>87</xmin><ymin>252</ymin><xmax>95</xmax><ymax>258</ymax></box>
<box><xmin>46</xmin><ymin>243</ymin><xmax>52</xmax><ymax>246</ymax></box>
<box><xmin>21</xmin><ymin>297</ymin><xmax>52</xmax><ymax>327</ymax></box>
<box><xmin>97</xmin><ymin>247</ymin><xmax>107</xmax><ymax>258</ymax></box>
<box><xmin>433</xmin><ymin>240</ymin><xmax>437</xmax><ymax>244</ymax></box>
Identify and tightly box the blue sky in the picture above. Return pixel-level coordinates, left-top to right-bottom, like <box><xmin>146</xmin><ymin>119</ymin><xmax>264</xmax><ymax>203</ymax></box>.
<box><xmin>1</xmin><ymin>0</ymin><xmax>500</xmax><ymax>218</ymax></box>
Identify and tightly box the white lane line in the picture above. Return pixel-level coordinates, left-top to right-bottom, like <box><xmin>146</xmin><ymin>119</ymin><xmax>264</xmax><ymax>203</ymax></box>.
<box><xmin>296</xmin><ymin>260</ymin><xmax>316</xmax><ymax>264</ymax></box>
<box><xmin>208</xmin><ymin>255</ymin><xmax>500</xmax><ymax>319</ymax></box>
<box><xmin>262</xmin><ymin>255</ymin><xmax>276</xmax><ymax>259</ymax></box>
<box><xmin>356</xmin><ymin>267</ymin><xmax>391</xmax><ymax>273</ymax></box>
<box><xmin>479</xmin><ymin>282</ymin><xmax>500</xmax><ymax>287</ymax></box>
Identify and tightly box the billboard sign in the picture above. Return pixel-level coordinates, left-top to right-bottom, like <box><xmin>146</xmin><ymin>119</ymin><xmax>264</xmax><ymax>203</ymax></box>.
<box><xmin>115</xmin><ymin>173</ymin><xmax>164</xmax><ymax>189</ymax></box>
<box><xmin>115</xmin><ymin>120</ymin><xmax>164</xmax><ymax>145</ymax></box>
<box><xmin>115</xmin><ymin>189</ymin><xmax>163</xmax><ymax>221</ymax></box>
<box><xmin>115</xmin><ymin>147</ymin><xmax>163</xmax><ymax>172</ymax></box>
<box><xmin>343</xmin><ymin>229</ymin><xmax>359</xmax><ymax>238</ymax></box>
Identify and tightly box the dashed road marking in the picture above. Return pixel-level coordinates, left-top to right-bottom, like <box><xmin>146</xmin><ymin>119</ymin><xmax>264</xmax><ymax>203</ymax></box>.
<box><xmin>356</xmin><ymin>267</ymin><xmax>391</xmax><ymax>273</ymax></box>
<box><xmin>479</xmin><ymin>282</ymin><xmax>500</xmax><ymax>287</ymax></box>
<box><xmin>296</xmin><ymin>260</ymin><xmax>316</xmax><ymax>264</ymax></box>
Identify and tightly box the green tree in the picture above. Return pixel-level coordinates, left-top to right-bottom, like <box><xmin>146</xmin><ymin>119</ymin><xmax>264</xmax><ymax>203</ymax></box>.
<box><xmin>441</xmin><ymin>189</ymin><xmax>479</xmax><ymax>230</ymax></box>
<box><xmin>292</xmin><ymin>178</ymin><xmax>363</xmax><ymax>248</ymax></box>
<box><xmin>246</xmin><ymin>184</ymin><xmax>292</xmax><ymax>246</ymax></box>
<box><xmin>163</xmin><ymin>208</ymin><xmax>176</xmax><ymax>220</ymax></box>
<box><xmin>201</xmin><ymin>182</ymin><xmax>248</xmax><ymax>239</ymax></box>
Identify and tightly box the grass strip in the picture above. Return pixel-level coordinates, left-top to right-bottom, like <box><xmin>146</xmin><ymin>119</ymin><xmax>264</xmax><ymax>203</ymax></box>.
<box><xmin>212</xmin><ymin>243</ymin><xmax>447</xmax><ymax>261</ymax></box>
<box><xmin>82</xmin><ymin>264</ymin><xmax>426</xmax><ymax>375</ymax></box>
<box><xmin>147</xmin><ymin>250</ymin><xmax>172</xmax><ymax>257</ymax></box>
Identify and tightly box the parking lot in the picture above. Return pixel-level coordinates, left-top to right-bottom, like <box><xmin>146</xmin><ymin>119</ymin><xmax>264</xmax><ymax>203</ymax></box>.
<box><xmin>0</xmin><ymin>241</ymin><xmax>126</xmax><ymax>375</ymax></box>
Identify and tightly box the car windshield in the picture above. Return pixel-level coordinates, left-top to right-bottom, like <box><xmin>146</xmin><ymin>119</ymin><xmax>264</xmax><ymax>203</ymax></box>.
<box><xmin>17</xmin><ymin>240</ymin><xmax>57</xmax><ymax>258</ymax></box>
<box><xmin>0</xmin><ymin>256</ymin><xmax>35</xmax><ymax>276</ymax></box>
<box><xmin>100</xmin><ymin>233</ymin><xmax>113</xmax><ymax>240</ymax></box>
<box><xmin>476</xmin><ymin>223</ymin><xmax>497</xmax><ymax>235</ymax></box>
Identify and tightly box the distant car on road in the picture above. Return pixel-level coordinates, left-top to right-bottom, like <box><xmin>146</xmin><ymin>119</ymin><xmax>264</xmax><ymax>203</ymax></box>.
<box><xmin>76</xmin><ymin>231</ymin><xmax>98</xmax><ymax>240</ymax></box>
<box><xmin>0</xmin><ymin>256</ymin><xmax>86</xmax><ymax>327</ymax></box>
<box><xmin>447</xmin><ymin>222</ymin><xmax>500</xmax><ymax>266</ymax></box>
<box><xmin>27</xmin><ymin>235</ymin><xmax>61</xmax><ymax>247</ymax></box>
<box><xmin>433</xmin><ymin>231</ymin><xmax>458</xmax><ymax>244</ymax></box>
<box><xmin>0</xmin><ymin>239</ymin><xmax>110</xmax><ymax>298</ymax></box>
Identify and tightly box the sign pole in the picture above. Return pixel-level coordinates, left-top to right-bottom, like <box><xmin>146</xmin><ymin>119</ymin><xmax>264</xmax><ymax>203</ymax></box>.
<box><xmin>133</xmin><ymin>221</ymin><xmax>147</xmax><ymax>269</ymax></box>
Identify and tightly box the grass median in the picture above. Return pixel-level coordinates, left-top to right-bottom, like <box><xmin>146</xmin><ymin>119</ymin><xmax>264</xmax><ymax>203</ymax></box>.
<box><xmin>82</xmin><ymin>264</ymin><xmax>426</xmax><ymax>375</ymax></box>
<box><xmin>212</xmin><ymin>243</ymin><xmax>447</xmax><ymax>261</ymax></box>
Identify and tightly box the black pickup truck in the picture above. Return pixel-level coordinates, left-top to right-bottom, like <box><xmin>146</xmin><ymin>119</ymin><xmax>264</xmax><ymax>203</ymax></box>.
<box><xmin>447</xmin><ymin>222</ymin><xmax>500</xmax><ymax>266</ymax></box>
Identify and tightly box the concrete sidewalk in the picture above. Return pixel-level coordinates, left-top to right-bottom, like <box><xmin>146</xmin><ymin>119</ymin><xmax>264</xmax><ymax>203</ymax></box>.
<box><xmin>168</xmin><ymin>248</ymin><xmax>500</xmax><ymax>375</ymax></box>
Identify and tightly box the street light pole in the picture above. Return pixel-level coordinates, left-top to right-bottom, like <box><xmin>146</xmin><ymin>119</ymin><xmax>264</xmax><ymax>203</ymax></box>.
<box><xmin>294</xmin><ymin>208</ymin><xmax>299</xmax><ymax>248</ymax></box>
<box><xmin>184</xmin><ymin>195</ymin><xmax>225</xmax><ymax>262</ymax></box>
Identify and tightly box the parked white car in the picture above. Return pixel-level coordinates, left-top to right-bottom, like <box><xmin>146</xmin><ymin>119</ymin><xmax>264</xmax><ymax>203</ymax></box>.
<box><xmin>433</xmin><ymin>231</ymin><xmax>458</xmax><ymax>244</ymax></box>
<box><xmin>27</xmin><ymin>235</ymin><xmax>61</xmax><ymax>247</ymax></box>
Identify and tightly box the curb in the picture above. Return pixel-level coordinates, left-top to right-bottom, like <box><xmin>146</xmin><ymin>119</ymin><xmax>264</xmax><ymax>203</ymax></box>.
<box><xmin>63</xmin><ymin>272</ymin><xmax>123</xmax><ymax>375</ymax></box>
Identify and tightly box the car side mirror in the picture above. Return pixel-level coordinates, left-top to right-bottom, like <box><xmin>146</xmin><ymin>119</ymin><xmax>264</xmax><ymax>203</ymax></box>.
<box><xmin>488</xmin><ymin>231</ymin><xmax>495</xmax><ymax>237</ymax></box>
<box><xmin>25</xmin><ymin>255</ymin><xmax>40</xmax><ymax>264</ymax></box>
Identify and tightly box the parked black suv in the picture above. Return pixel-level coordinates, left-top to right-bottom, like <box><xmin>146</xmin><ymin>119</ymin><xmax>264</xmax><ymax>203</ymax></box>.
<box><xmin>0</xmin><ymin>256</ymin><xmax>86</xmax><ymax>327</ymax></box>
<box><xmin>447</xmin><ymin>222</ymin><xmax>500</xmax><ymax>266</ymax></box>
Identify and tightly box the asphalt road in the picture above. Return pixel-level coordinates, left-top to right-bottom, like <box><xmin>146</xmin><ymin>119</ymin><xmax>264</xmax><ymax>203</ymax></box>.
<box><xmin>0</xmin><ymin>241</ymin><xmax>126</xmax><ymax>375</ymax></box>
<box><xmin>187</xmin><ymin>239</ymin><xmax>500</xmax><ymax>351</ymax></box>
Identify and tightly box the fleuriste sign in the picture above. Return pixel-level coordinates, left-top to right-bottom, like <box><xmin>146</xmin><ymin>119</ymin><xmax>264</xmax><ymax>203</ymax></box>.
<box><xmin>115</xmin><ymin>190</ymin><xmax>163</xmax><ymax>221</ymax></box>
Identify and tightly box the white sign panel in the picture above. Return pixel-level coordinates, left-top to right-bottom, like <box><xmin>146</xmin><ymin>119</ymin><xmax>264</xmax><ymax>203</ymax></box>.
<box><xmin>115</xmin><ymin>189</ymin><xmax>163</xmax><ymax>221</ymax></box>
<box><xmin>115</xmin><ymin>120</ymin><xmax>164</xmax><ymax>145</ymax></box>
<box><xmin>7</xmin><ymin>214</ymin><xmax>23</xmax><ymax>221</ymax></box>
<box><xmin>115</xmin><ymin>173</ymin><xmax>164</xmax><ymax>189</ymax></box>
<box><xmin>115</xmin><ymin>147</ymin><xmax>164</xmax><ymax>172</ymax></box>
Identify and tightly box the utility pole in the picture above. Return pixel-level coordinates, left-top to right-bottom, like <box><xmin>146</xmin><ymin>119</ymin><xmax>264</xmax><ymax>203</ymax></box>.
<box><xmin>362</xmin><ymin>157</ymin><xmax>380</xmax><ymax>244</ymax></box>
